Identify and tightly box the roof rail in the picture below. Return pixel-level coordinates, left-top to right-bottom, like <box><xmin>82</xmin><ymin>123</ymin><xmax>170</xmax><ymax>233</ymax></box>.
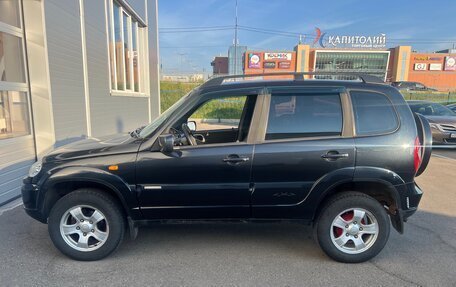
<box><xmin>202</xmin><ymin>72</ymin><xmax>384</xmax><ymax>88</ymax></box>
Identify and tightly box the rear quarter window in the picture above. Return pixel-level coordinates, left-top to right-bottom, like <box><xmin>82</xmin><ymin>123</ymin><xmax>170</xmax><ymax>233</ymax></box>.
<box><xmin>350</xmin><ymin>91</ymin><xmax>399</xmax><ymax>136</ymax></box>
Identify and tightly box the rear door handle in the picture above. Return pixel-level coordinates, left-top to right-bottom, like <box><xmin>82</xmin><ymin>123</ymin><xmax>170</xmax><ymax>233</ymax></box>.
<box><xmin>321</xmin><ymin>152</ymin><xmax>349</xmax><ymax>160</ymax></box>
<box><xmin>223</xmin><ymin>155</ymin><xmax>250</xmax><ymax>164</ymax></box>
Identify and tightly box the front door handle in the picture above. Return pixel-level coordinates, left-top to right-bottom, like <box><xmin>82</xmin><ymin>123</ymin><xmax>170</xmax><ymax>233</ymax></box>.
<box><xmin>321</xmin><ymin>151</ymin><xmax>349</xmax><ymax>160</ymax></box>
<box><xmin>223</xmin><ymin>154</ymin><xmax>250</xmax><ymax>164</ymax></box>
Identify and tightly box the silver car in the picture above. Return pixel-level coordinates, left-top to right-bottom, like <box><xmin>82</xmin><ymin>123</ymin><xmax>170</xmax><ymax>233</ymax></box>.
<box><xmin>408</xmin><ymin>101</ymin><xmax>456</xmax><ymax>145</ymax></box>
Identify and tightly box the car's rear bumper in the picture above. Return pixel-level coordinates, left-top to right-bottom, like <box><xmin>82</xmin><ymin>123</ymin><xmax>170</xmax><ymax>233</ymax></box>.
<box><xmin>401</xmin><ymin>182</ymin><xmax>423</xmax><ymax>219</ymax></box>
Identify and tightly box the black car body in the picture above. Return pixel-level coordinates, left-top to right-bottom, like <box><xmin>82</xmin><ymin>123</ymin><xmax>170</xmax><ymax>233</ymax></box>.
<box><xmin>408</xmin><ymin>100</ymin><xmax>456</xmax><ymax>145</ymax></box>
<box><xmin>22</xmin><ymin>73</ymin><xmax>431</xmax><ymax>263</ymax></box>
<box><xmin>392</xmin><ymin>81</ymin><xmax>437</xmax><ymax>91</ymax></box>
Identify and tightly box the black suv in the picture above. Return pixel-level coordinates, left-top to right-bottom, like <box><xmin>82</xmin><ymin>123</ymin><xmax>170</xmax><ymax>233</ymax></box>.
<box><xmin>22</xmin><ymin>73</ymin><xmax>432</xmax><ymax>263</ymax></box>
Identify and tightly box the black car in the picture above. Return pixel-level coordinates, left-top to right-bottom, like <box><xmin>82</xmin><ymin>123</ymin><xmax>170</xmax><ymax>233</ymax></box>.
<box><xmin>391</xmin><ymin>81</ymin><xmax>437</xmax><ymax>91</ymax></box>
<box><xmin>22</xmin><ymin>73</ymin><xmax>431</xmax><ymax>263</ymax></box>
<box><xmin>408</xmin><ymin>101</ymin><xmax>456</xmax><ymax>145</ymax></box>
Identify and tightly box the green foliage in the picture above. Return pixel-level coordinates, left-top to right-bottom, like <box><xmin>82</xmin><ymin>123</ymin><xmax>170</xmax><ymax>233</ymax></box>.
<box><xmin>400</xmin><ymin>91</ymin><xmax>456</xmax><ymax>105</ymax></box>
<box><xmin>160</xmin><ymin>81</ymin><xmax>200</xmax><ymax>112</ymax></box>
<box><xmin>192</xmin><ymin>99</ymin><xmax>245</xmax><ymax>119</ymax></box>
<box><xmin>160</xmin><ymin>81</ymin><xmax>245</xmax><ymax>119</ymax></box>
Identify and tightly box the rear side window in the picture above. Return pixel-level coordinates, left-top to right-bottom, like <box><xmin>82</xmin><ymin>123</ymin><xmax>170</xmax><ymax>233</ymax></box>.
<box><xmin>350</xmin><ymin>91</ymin><xmax>398</xmax><ymax>135</ymax></box>
<box><xmin>266</xmin><ymin>93</ymin><xmax>343</xmax><ymax>140</ymax></box>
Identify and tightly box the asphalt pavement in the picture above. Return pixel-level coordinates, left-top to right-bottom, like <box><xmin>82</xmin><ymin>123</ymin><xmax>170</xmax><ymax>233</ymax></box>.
<box><xmin>432</xmin><ymin>147</ymin><xmax>456</xmax><ymax>160</ymax></box>
<box><xmin>0</xmin><ymin>156</ymin><xmax>455</xmax><ymax>287</ymax></box>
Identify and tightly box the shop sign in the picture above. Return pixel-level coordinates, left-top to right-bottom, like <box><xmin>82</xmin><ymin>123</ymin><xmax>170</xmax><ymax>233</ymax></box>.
<box><xmin>248</xmin><ymin>53</ymin><xmax>261</xmax><ymax>69</ymax></box>
<box><xmin>264</xmin><ymin>53</ymin><xmax>292</xmax><ymax>61</ymax></box>
<box><xmin>414</xmin><ymin>63</ymin><xmax>427</xmax><ymax>71</ymax></box>
<box><xmin>444</xmin><ymin>56</ymin><xmax>456</xmax><ymax>71</ymax></box>
<box><xmin>278</xmin><ymin>61</ymin><xmax>291</xmax><ymax>69</ymax></box>
<box><xmin>263</xmin><ymin>62</ymin><xmax>276</xmax><ymax>69</ymax></box>
<box><xmin>313</xmin><ymin>27</ymin><xmax>386</xmax><ymax>48</ymax></box>
<box><xmin>429</xmin><ymin>63</ymin><xmax>442</xmax><ymax>71</ymax></box>
<box><xmin>414</xmin><ymin>56</ymin><xmax>443</xmax><ymax>61</ymax></box>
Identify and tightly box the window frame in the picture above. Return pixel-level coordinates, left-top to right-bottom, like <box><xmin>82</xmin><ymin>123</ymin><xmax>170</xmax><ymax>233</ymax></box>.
<box><xmin>0</xmin><ymin>0</ymin><xmax>34</xmax><ymax>142</ymax></box>
<box><xmin>155</xmin><ymin>88</ymin><xmax>265</xmax><ymax>150</ymax></box>
<box><xmin>348</xmin><ymin>89</ymin><xmax>401</xmax><ymax>137</ymax></box>
<box><xmin>105</xmin><ymin>0</ymin><xmax>147</xmax><ymax>97</ymax></box>
<box><xmin>258</xmin><ymin>87</ymin><xmax>353</xmax><ymax>143</ymax></box>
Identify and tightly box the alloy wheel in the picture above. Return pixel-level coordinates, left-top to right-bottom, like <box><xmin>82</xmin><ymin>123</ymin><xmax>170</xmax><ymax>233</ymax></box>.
<box><xmin>59</xmin><ymin>205</ymin><xmax>109</xmax><ymax>252</ymax></box>
<box><xmin>330</xmin><ymin>208</ymin><xmax>379</xmax><ymax>254</ymax></box>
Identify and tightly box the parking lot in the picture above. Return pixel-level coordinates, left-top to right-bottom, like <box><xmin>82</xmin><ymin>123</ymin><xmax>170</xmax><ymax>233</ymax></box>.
<box><xmin>0</xmin><ymin>154</ymin><xmax>455</xmax><ymax>287</ymax></box>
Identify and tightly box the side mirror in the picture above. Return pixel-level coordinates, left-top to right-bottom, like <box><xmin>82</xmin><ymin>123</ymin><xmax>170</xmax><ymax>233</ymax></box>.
<box><xmin>187</xmin><ymin>120</ymin><xmax>197</xmax><ymax>131</ymax></box>
<box><xmin>158</xmin><ymin>134</ymin><xmax>174</xmax><ymax>153</ymax></box>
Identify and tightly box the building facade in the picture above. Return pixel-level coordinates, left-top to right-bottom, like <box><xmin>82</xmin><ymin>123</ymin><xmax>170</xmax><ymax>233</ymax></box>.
<box><xmin>0</xmin><ymin>0</ymin><xmax>160</xmax><ymax>205</ymax></box>
<box><xmin>211</xmin><ymin>56</ymin><xmax>228</xmax><ymax>76</ymax></box>
<box><xmin>228</xmin><ymin>45</ymin><xmax>246</xmax><ymax>75</ymax></box>
<box><xmin>239</xmin><ymin>44</ymin><xmax>456</xmax><ymax>91</ymax></box>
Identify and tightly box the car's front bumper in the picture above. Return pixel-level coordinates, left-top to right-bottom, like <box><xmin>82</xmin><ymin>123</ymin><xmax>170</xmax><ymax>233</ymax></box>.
<box><xmin>432</xmin><ymin>130</ymin><xmax>456</xmax><ymax>145</ymax></box>
<box><xmin>21</xmin><ymin>177</ymin><xmax>47</xmax><ymax>223</ymax></box>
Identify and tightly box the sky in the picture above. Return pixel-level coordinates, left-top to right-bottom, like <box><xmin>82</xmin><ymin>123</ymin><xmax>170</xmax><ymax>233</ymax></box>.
<box><xmin>158</xmin><ymin>0</ymin><xmax>456</xmax><ymax>76</ymax></box>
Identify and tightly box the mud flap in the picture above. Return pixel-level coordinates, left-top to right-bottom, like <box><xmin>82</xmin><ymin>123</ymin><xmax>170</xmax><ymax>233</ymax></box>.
<box><xmin>390</xmin><ymin>211</ymin><xmax>404</xmax><ymax>234</ymax></box>
<box><xmin>128</xmin><ymin>217</ymin><xmax>139</xmax><ymax>240</ymax></box>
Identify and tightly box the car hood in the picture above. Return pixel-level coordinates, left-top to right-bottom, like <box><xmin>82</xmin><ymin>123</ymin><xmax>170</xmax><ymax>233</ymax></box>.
<box><xmin>44</xmin><ymin>133</ymin><xmax>143</xmax><ymax>162</ymax></box>
<box><xmin>424</xmin><ymin>116</ymin><xmax>456</xmax><ymax>126</ymax></box>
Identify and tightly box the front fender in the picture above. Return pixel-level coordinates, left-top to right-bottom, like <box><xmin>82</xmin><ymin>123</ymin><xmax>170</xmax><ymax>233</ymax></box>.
<box><xmin>38</xmin><ymin>166</ymin><xmax>138</xmax><ymax>218</ymax></box>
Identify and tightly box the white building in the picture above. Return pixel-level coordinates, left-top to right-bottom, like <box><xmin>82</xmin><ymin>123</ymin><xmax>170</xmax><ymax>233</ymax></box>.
<box><xmin>0</xmin><ymin>0</ymin><xmax>160</xmax><ymax>205</ymax></box>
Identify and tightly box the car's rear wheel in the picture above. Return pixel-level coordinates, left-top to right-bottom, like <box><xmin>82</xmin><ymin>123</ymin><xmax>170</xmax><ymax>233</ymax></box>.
<box><xmin>315</xmin><ymin>192</ymin><xmax>390</xmax><ymax>263</ymax></box>
<box><xmin>48</xmin><ymin>189</ymin><xmax>125</xmax><ymax>261</ymax></box>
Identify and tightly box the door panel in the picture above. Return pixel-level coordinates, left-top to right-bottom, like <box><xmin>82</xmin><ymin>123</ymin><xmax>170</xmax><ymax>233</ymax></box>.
<box><xmin>251</xmin><ymin>138</ymin><xmax>355</xmax><ymax>211</ymax></box>
<box><xmin>136</xmin><ymin>144</ymin><xmax>254</xmax><ymax>219</ymax></box>
<box><xmin>250</xmin><ymin>90</ymin><xmax>355</xmax><ymax>219</ymax></box>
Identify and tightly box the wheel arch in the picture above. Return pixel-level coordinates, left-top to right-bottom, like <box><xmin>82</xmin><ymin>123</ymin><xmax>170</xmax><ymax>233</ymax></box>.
<box><xmin>39</xmin><ymin>167</ymin><xmax>139</xmax><ymax>221</ymax></box>
<box><xmin>310</xmin><ymin>167</ymin><xmax>404</xmax><ymax>233</ymax></box>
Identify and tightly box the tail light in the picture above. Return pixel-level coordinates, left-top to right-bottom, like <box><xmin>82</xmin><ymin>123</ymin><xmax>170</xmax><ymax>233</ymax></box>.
<box><xmin>413</xmin><ymin>136</ymin><xmax>422</xmax><ymax>174</ymax></box>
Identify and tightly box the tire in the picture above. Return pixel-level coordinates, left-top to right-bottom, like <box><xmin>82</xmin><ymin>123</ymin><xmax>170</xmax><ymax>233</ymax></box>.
<box><xmin>48</xmin><ymin>188</ymin><xmax>125</xmax><ymax>261</ymax></box>
<box><xmin>414</xmin><ymin>113</ymin><xmax>432</xmax><ymax>176</ymax></box>
<box><xmin>315</xmin><ymin>192</ymin><xmax>390</xmax><ymax>263</ymax></box>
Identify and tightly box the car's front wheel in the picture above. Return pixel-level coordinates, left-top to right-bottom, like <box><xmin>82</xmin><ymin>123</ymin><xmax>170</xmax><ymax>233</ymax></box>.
<box><xmin>48</xmin><ymin>189</ymin><xmax>125</xmax><ymax>261</ymax></box>
<box><xmin>315</xmin><ymin>192</ymin><xmax>390</xmax><ymax>263</ymax></box>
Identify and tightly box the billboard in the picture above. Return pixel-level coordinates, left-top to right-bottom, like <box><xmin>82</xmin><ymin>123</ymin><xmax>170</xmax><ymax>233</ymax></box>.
<box><xmin>429</xmin><ymin>63</ymin><xmax>442</xmax><ymax>71</ymax></box>
<box><xmin>264</xmin><ymin>52</ymin><xmax>292</xmax><ymax>61</ymax></box>
<box><xmin>278</xmin><ymin>61</ymin><xmax>291</xmax><ymax>69</ymax></box>
<box><xmin>444</xmin><ymin>56</ymin><xmax>456</xmax><ymax>71</ymax></box>
<box><xmin>248</xmin><ymin>53</ymin><xmax>261</xmax><ymax>69</ymax></box>
<box><xmin>414</xmin><ymin>63</ymin><xmax>427</xmax><ymax>71</ymax></box>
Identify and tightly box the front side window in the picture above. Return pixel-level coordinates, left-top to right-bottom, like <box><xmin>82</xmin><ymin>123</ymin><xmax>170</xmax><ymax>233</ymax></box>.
<box><xmin>168</xmin><ymin>94</ymin><xmax>256</xmax><ymax>146</ymax></box>
<box><xmin>266</xmin><ymin>94</ymin><xmax>343</xmax><ymax>140</ymax></box>
<box><xmin>107</xmin><ymin>0</ymin><xmax>145</xmax><ymax>95</ymax></box>
<box><xmin>189</xmin><ymin>96</ymin><xmax>247</xmax><ymax>132</ymax></box>
<box><xmin>351</xmin><ymin>91</ymin><xmax>398</xmax><ymax>135</ymax></box>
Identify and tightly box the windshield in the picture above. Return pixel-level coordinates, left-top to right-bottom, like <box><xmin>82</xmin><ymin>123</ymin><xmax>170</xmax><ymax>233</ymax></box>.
<box><xmin>139</xmin><ymin>90</ymin><xmax>194</xmax><ymax>138</ymax></box>
<box><xmin>409</xmin><ymin>102</ymin><xmax>456</xmax><ymax>117</ymax></box>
